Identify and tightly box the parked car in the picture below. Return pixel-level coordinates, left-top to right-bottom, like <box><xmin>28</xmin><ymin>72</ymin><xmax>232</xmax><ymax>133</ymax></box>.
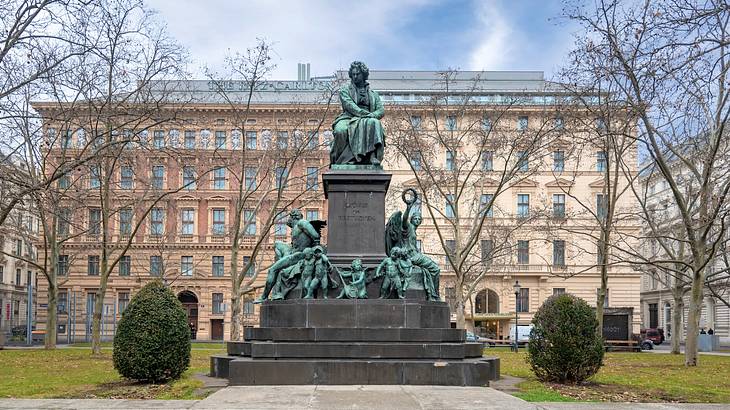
<box><xmin>640</xmin><ymin>328</ymin><xmax>665</xmax><ymax>345</ymax></box>
<box><xmin>465</xmin><ymin>331</ymin><xmax>480</xmax><ymax>342</ymax></box>
<box><xmin>640</xmin><ymin>339</ymin><xmax>654</xmax><ymax>350</ymax></box>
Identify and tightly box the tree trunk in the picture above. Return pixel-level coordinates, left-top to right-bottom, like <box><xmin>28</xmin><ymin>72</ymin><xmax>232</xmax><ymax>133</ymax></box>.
<box><xmin>671</xmin><ymin>293</ymin><xmax>683</xmax><ymax>354</ymax></box>
<box><xmin>45</xmin><ymin>284</ymin><xmax>58</xmax><ymax>349</ymax></box>
<box><xmin>596</xmin><ymin>269</ymin><xmax>608</xmax><ymax>337</ymax></box>
<box><xmin>684</xmin><ymin>273</ymin><xmax>704</xmax><ymax>366</ymax></box>
<box><xmin>229</xmin><ymin>244</ymin><xmax>240</xmax><ymax>341</ymax></box>
<box><xmin>91</xmin><ymin>273</ymin><xmax>109</xmax><ymax>355</ymax></box>
<box><xmin>455</xmin><ymin>282</ymin><xmax>466</xmax><ymax>329</ymax></box>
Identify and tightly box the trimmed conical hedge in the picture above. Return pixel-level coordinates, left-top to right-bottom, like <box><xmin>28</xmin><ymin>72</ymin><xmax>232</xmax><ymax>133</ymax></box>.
<box><xmin>113</xmin><ymin>281</ymin><xmax>191</xmax><ymax>382</ymax></box>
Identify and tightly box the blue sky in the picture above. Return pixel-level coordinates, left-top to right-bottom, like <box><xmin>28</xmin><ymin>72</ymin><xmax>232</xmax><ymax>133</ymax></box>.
<box><xmin>147</xmin><ymin>0</ymin><xmax>579</xmax><ymax>80</ymax></box>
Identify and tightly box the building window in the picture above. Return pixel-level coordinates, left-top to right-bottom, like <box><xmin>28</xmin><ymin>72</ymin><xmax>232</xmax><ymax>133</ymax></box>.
<box><xmin>153</xmin><ymin>130</ymin><xmax>165</xmax><ymax>148</ymax></box>
<box><xmin>517</xmin><ymin>151</ymin><xmax>528</xmax><ymax>172</ymax></box>
<box><xmin>184</xmin><ymin>130</ymin><xmax>196</xmax><ymax>149</ymax></box>
<box><xmin>517</xmin><ymin>240</ymin><xmax>529</xmax><ymax>264</ymax></box>
<box><xmin>243</xmin><ymin>256</ymin><xmax>255</xmax><ymax>277</ymax></box>
<box><xmin>553</xmin><ymin>150</ymin><xmax>564</xmax><ymax>172</ymax></box>
<box><xmin>89</xmin><ymin>165</ymin><xmax>100</xmax><ymax>189</ymax></box>
<box><xmin>15</xmin><ymin>268</ymin><xmax>21</xmax><ymax>285</ymax></box>
<box><xmin>274</xmin><ymin>211</ymin><xmax>287</xmax><ymax>236</ymax></box>
<box><xmin>553</xmin><ymin>288</ymin><xmax>566</xmax><ymax>295</ymax></box>
<box><xmin>58</xmin><ymin>290</ymin><xmax>68</xmax><ymax>314</ymax></box>
<box><xmin>445</xmin><ymin>150</ymin><xmax>455</xmax><ymax>170</ymax></box>
<box><xmin>212</xmin><ymin>256</ymin><xmax>224</xmax><ymax>277</ymax></box>
<box><xmin>150</xmin><ymin>256</ymin><xmax>162</xmax><ymax>277</ymax></box>
<box><xmin>553</xmin><ymin>240</ymin><xmax>566</xmax><ymax>267</ymax></box>
<box><xmin>480</xmin><ymin>194</ymin><xmax>493</xmax><ymax>217</ymax></box>
<box><xmin>243</xmin><ymin>300</ymin><xmax>255</xmax><ymax>315</ymax></box>
<box><xmin>416</xmin><ymin>239</ymin><xmax>422</xmax><ymax>252</ymax></box>
<box><xmin>150</xmin><ymin>208</ymin><xmax>164</xmax><ymax>236</ymax></box>
<box><xmin>481</xmin><ymin>151</ymin><xmax>493</xmax><ymax>171</ymax></box>
<box><xmin>307</xmin><ymin>131</ymin><xmax>319</xmax><ymax>150</ymax></box>
<box><xmin>651</xmin><ymin>272</ymin><xmax>658</xmax><ymax>289</ymax></box>
<box><xmin>215</xmin><ymin>130</ymin><xmax>226</xmax><ymax>149</ymax></box>
<box><xmin>181</xmin><ymin>208</ymin><xmax>194</xmax><ymax>235</ymax></box>
<box><xmin>120</xmin><ymin>166</ymin><xmax>133</xmax><ymax>189</ymax></box>
<box><xmin>410</xmin><ymin>152</ymin><xmax>422</xmax><ymax>170</ymax></box>
<box><xmin>212</xmin><ymin>208</ymin><xmax>226</xmax><ymax>235</ymax></box>
<box><xmin>597</xmin><ymin>288</ymin><xmax>609</xmax><ymax>308</ymax></box>
<box><xmin>595</xmin><ymin>117</ymin><xmax>606</xmax><ymax>131</ymax></box>
<box><xmin>306</xmin><ymin>209</ymin><xmax>319</xmax><ymax>221</ymax></box>
<box><xmin>183</xmin><ymin>166</ymin><xmax>196</xmax><ymax>190</ymax></box>
<box><xmin>245</xmin><ymin>131</ymin><xmax>257</xmax><ymax>150</ymax></box>
<box><xmin>243</xmin><ymin>209</ymin><xmax>256</xmax><ymax>235</ymax></box>
<box><xmin>554</xmin><ymin>117</ymin><xmax>564</xmax><ymax>129</ymax></box>
<box><xmin>596</xmin><ymin>151</ymin><xmax>607</xmax><ymax>172</ymax></box>
<box><xmin>88</xmin><ymin>255</ymin><xmax>100</xmax><ymax>276</ymax></box>
<box><xmin>14</xmin><ymin>239</ymin><xmax>22</xmax><ymax>256</ymax></box>
<box><xmin>57</xmin><ymin>255</ymin><xmax>69</xmax><ymax>276</ymax></box>
<box><xmin>275</xmin><ymin>167</ymin><xmax>288</xmax><ymax>190</ymax></box>
<box><xmin>517</xmin><ymin>194</ymin><xmax>530</xmax><ymax>218</ymax></box>
<box><xmin>118</xmin><ymin>292</ymin><xmax>130</xmax><ymax>313</ymax></box>
<box><xmin>481</xmin><ymin>116</ymin><xmax>492</xmax><ymax>131</ymax></box>
<box><xmin>481</xmin><ymin>239</ymin><xmax>493</xmax><ymax>266</ymax></box>
<box><xmin>517</xmin><ymin>288</ymin><xmax>529</xmax><ymax>312</ymax></box>
<box><xmin>212</xmin><ymin>293</ymin><xmax>224</xmax><ymax>314</ymax></box>
<box><xmin>58</xmin><ymin>174</ymin><xmax>70</xmax><ymax>189</ymax></box>
<box><xmin>152</xmin><ymin>165</ymin><xmax>164</xmax><ymax>189</ymax></box>
<box><xmin>597</xmin><ymin>194</ymin><xmax>607</xmax><ymax>220</ymax></box>
<box><xmin>88</xmin><ymin>208</ymin><xmax>101</xmax><ymax>235</ymax></box>
<box><xmin>119</xmin><ymin>255</ymin><xmax>131</xmax><ymax>276</ymax></box>
<box><xmin>61</xmin><ymin>130</ymin><xmax>73</xmax><ymax>148</ymax></box>
<box><xmin>517</xmin><ymin>115</ymin><xmax>528</xmax><ymax>131</ymax></box>
<box><xmin>119</xmin><ymin>208</ymin><xmax>132</xmax><ymax>235</ymax></box>
<box><xmin>181</xmin><ymin>256</ymin><xmax>193</xmax><ymax>276</ymax></box>
<box><xmin>410</xmin><ymin>115</ymin><xmax>422</xmax><ymax>129</ymax></box>
<box><xmin>446</xmin><ymin>115</ymin><xmax>457</xmax><ymax>130</ymax></box>
<box><xmin>245</xmin><ymin>167</ymin><xmax>257</xmax><ymax>190</ymax></box>
<box><xmin>306</xmin><ymin>167</ymin><xmax>318</xmax><ymax>191</ymax></box>
<box><xmin>213</xmin><ymin>167</ymin><xmax>226</xmax><ymax>190</ymax></box>
<box><xmin>277</xmin><ymin>131</ymin><xmax>289</xmax><ymax>149</ymax></box>
<box><xmin>553</xmin><ymin>194</ymin><xmax>565</xmax><ymax>218</ymax></box>
<box><xmin>445</xmin><ymin>239</ymin><xmax>456</xmax><ymax>263</ymax></box>
<box><xmin>445</xmin><ymin>194</ymin><xmax>455</xmax><ymax>218</ymax></box>
<box><xmin>0</xmin><ymin>266</ymin><xmax>4</xmax><ymax>284</ymax></box>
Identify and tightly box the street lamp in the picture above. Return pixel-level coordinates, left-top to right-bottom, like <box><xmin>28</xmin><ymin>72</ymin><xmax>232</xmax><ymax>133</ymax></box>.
<box><xmin>513</xmin><ymin>280</ymin><xmax>521</xmax><ymax>353</ymax></box>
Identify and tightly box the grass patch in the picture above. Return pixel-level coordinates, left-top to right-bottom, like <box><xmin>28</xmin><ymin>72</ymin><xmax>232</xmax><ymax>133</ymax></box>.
<box><xmin>485</xmin><ymin>349</ymin><xmax>730</xmax><ymax>403</ymax></box>
<box><xmin>0</xmin><ymin>345</ymin><xmax>224</xmax><ymax>399</ymax></box>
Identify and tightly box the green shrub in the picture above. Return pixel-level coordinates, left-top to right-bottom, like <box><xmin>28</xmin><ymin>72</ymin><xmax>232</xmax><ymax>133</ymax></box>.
<box><xmin>113</xmin><ymin>281</ymin><xmax>191</xmax><ymax>382</ymax></box>
<box><xmin>527</xmin><ymin>293</ymin><xmax>604</xmax><ymax>384</ymax></box>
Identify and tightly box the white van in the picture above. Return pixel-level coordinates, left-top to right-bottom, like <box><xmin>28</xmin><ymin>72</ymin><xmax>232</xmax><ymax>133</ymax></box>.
<box><xmin>507</xmin><ymin>324</ymin><xmax>534</xmax><ymax>342</ymax></box>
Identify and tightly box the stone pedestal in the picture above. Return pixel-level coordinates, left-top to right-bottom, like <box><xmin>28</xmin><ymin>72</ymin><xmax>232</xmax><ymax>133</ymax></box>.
<box><xmin>322</xmin><ymin>169</ymin><xmax>391</xmax><ymax>268</ymax></box>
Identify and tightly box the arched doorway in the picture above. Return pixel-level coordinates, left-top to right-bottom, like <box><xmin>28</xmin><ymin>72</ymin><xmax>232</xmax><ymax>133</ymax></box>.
<box><xmin>178</xmin><ymin>290</ymin><xmax>199</xmax><ymax>340</ymax></box>
<box><xmin>473</xmin><ymin>289</ymin><xmax>500</xmax><ymax>339</ymax></box>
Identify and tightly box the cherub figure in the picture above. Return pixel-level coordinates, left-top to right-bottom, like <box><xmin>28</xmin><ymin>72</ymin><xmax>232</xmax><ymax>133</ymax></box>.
<box><xmin>336</xmin><ymin>259</ymin><xmax>368</xmax><ymax>299</ymax></box>
<box><xmin>375</xmin><ymin>247</ymin><xmax>405</xmax><ymax>299</ymax></box>
<box><xmin>304</xmin><ymin>246</ymin><xmax>334</xmax><ymax>299</ymax></box>
<box><xmin>299</xmin><ymin>247</ymin><xmax>316</xmax><ymax>298</ymax></box>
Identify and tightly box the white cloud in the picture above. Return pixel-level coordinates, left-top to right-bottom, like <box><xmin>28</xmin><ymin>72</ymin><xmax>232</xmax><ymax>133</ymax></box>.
<box><xmin>467</xmin><ymin>2</ymin><xmax>513</xmax><ymax>70</ymax></box>
<box><xmin>146</xmin><ymin>0</ymin><xmax>432</xmax><ymax>79</ymax></box>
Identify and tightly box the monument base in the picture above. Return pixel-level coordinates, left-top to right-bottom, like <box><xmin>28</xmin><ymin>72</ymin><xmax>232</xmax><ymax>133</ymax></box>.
<box><xmin>211</xmin><ymin>299</ymin><xmax>500</xmax><ymax>386</ymax></box>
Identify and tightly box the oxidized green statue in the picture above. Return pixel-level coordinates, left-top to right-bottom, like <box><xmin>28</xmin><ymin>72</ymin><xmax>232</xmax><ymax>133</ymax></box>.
<box><xmin>303</xmin><ymin>246</ymin><xmax>336</xmax><ymax>299</ymax></box>
<box><xmin>375</xmin><ymin>247</ymin><xmax>405</xmax><ymax>299</ymax></box>
<box><xmin>384</xmin><ymin>189</ymin><xmax>441</xmax><ymax>301</ymax></box>
<box><xmin>336</xmin><ymin>259</ymin><xmax>368</xmax><ymax>299</ymax></box>
<box><xmin>330</xmin><ymin>61</ymin><xmax>385</xmax><ymax>167</ymax></box>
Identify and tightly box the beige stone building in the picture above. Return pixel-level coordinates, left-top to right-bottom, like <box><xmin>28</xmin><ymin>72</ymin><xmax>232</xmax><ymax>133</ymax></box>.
<box><xmin>34</xmin><ymin>69</ymin><xmax>642</xmax><ymax>341</ymax></box>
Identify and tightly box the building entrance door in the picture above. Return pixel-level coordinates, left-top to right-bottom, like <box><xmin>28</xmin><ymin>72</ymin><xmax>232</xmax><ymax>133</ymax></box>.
<box><xmin>211</xmin><ymin>319</ymin><xmax>224</xmax><ymax>340</ymax></box>
<box><xmin>177</xmin><ymin>291</ymin><xmax>198</xmax><ymax>340</ymax></box>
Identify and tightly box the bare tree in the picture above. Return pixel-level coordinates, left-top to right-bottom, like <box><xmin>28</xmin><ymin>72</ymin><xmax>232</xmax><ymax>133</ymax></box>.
<box><xmin>384</xmin><ymin>70</ymin><xmax>557</xmax><ymax>329</ymax></box>
<box><xmin>565</xmin><ymin>0</ymin><xmax>730</xmax><ymax>365</ymax></box>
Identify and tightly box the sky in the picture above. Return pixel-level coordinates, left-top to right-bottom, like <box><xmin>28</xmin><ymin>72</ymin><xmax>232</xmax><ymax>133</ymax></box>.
<box><xmin>145</xmin><ymin>0</ymin><xmax>580</xmax><ymax>81</ymax></box>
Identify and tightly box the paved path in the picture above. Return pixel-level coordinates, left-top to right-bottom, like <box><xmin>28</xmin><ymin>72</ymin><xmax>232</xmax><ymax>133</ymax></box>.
<box><xmin>0</xmin><ymin>386</ymin><xmax>727</xmax><ymax>409</ymax></box>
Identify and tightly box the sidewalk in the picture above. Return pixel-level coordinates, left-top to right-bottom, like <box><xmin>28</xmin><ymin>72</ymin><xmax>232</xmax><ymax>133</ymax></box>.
<box><xmin>0</xmin><ymin>386</ymin><xmax>728</xmax><ymax>409</ymax></box>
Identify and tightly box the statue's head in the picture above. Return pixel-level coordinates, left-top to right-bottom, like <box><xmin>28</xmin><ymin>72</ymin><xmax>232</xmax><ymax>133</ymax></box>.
<box><xmin>303</xmin><ymin>247</ymin><xmax>314</xmax><ymax>259</ymax></box>
<box><xmin>348</xmin><ymin>61</ymin><xmax>369</xmax><ymax>85</ymax></box>
<box><xmin>351</xmin><ymin>259</ymin><xmax>362</xmax><ymax>270</ymax></box>
<box><xmin>313</xmin><ymin>245</ymin><xmax>324</xmax><ymax>256</ymax></box>
<box><xmin>288</xmin><ymin>209</ymin><xmax>303</xmax><ymax>226</ymax></box>
<box><xmin>390</xmin><ymin>246</ymin><xmax>402</xmax><ymax>258</ymax></box>
<box><xmin>411</xmin><ymin>212</ymin><xmax>422</xmax><ymax>227</ymax></box>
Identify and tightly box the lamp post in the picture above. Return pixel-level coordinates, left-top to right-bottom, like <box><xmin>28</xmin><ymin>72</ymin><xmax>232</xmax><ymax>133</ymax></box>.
<box><xmin>513</xmin><ymin>280</ymin><xmax>521</xmax><ymax>353</ymax></box>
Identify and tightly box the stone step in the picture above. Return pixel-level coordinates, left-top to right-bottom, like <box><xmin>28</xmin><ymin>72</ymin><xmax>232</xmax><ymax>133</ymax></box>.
<box><xmin>219</xmin><ymin>357</ymin><xmax>498</xmax><ymax>386</ymax></box>
<box><xmin>242</xmin><ymin>341</ymin><xmax>484</xmax><ymax>359</ymax></box>
<box><xmin>242</xmin><ymin>327</ymin><xmax>465</xmax><ymax>343</ymax></box>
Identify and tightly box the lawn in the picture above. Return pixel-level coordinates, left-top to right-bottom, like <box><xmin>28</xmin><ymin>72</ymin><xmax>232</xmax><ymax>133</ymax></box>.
<box><xmin>488</xmin><ymin>348</ymin><xmax>730</xmax><ymax>403</ymax></box>
<box><xmin>0</xmin><ymin>345</ymin><xmax>225</xmax><ymax>399</ymax></box>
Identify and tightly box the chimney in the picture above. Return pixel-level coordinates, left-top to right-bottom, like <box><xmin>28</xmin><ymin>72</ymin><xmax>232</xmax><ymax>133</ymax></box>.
<box><xmin>297</xmin><ymin>63</ymin><xmax>311</xmax><ymax>81</ymax></box>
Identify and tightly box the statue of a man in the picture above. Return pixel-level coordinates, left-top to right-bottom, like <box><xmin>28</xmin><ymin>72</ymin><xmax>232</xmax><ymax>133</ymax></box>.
<box><xmin>330</xmin><ymin>61</ymin><xmax>385</xmax><ymax>166</ymax></box>
<box><xmin>274</xmin><ymin>209</ymin><xmax>319</xmax><ymax>260</ymax></box>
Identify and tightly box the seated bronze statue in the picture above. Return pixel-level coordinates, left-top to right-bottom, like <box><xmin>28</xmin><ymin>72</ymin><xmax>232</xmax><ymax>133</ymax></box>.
<box><xmin>330</xmin><ymin>61</ymin><xmax>385</xmax><ymax>167</ymax></box>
